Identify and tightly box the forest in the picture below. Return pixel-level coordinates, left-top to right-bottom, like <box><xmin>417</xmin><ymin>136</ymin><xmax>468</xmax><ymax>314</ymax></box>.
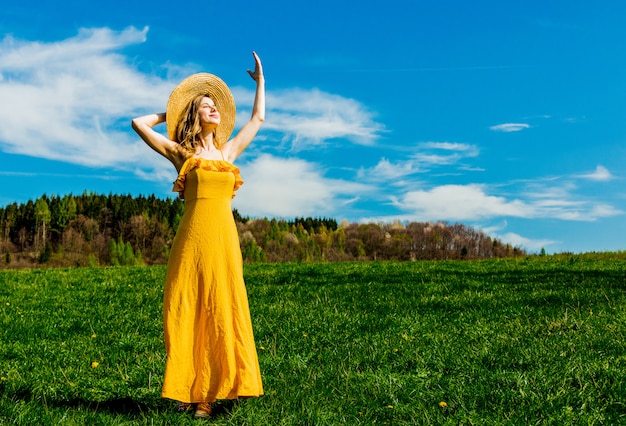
<box><xmin>0</xmin><ymin>192</ymin><xmax>525</xmax><ymax>269</ymax></box>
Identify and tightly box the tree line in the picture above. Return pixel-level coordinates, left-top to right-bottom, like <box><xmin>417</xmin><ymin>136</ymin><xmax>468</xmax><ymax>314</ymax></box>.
<box><xmin>0</xmin><ymin>192</ymin><xmax>525</xmax><ymax>268</ymax></box>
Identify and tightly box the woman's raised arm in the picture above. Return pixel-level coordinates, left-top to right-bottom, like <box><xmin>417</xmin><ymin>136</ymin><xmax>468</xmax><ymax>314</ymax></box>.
<box><xmin>222</xmin><ymin>52</ymin><xmax>265</xmax><ymax>162</ymax></box>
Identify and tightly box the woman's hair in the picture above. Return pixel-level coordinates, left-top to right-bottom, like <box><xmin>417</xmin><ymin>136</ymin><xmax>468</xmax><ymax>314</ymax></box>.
<box><xmin>176</xmin><ymin>94</ymin><xmax>220</xmax><ymax>153</ymax></box>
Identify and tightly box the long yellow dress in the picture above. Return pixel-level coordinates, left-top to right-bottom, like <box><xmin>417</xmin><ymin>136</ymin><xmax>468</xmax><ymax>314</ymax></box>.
<box><xmin>161</xmin><ymin>157</ymin><xmax>263</xmax><ymax>403</ymax></box>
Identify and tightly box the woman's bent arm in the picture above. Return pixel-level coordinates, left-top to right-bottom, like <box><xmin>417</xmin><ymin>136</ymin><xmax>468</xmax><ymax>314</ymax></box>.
<box><xmin>132</xmin><ymin>113</ymin><xmax>185</xmax><ymax>169</ymax></box>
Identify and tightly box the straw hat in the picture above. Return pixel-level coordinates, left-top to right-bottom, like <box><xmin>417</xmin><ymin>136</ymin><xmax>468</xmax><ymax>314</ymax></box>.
<box><xmin>166</xmin><ymin>73</ymin><xmax>236</xmax><ymax>145</ymax></box>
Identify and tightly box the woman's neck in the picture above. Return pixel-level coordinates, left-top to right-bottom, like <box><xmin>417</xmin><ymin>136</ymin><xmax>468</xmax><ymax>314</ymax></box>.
<box><xmin>196</xmin><ymin>130</ymin><xmax>217</xmax><ymax>149</ymax></box>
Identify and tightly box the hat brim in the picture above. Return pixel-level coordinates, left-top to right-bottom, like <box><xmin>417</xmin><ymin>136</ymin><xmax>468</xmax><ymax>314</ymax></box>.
<box><xmin>166</xmin><ymin>73</ymin><xmax>236</xmax><ymax>145</ymax></box>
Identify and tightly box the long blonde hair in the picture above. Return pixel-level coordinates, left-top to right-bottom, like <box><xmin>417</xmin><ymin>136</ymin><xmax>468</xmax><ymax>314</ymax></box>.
<box><xmin>176</xmin><ymin>94</ymin><xmax>220</xmax><ymax>154</ymax></box>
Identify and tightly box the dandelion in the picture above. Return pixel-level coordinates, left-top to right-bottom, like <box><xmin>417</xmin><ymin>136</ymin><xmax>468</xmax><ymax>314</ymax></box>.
<box><xmin>302</xmin><ymin>333</ymin><xmax>308</xmax><ymax>338</ymax></box>
<box><xmin>5</xmin><ymin>302</ymin><xmax>9</xmax><ymax>306</ymax></box>
<box><xmin>91</xmin><ymin>361</ymin><xmax>99</xmax><ymax>368</ymax></box>
<box><xmin>439</xmin><ymin>401</ymin><xmax>447</xmax><ymax>408</ymax></box>
<box><xmin>91</xmin><ymin>333</ymin><xmax>97</xmax><ymax>339</ymax></box>
<box><xmin>259</xmin><ymin>346</ymin><xmax>265</xmax><ymax>350</ymax></box>
<box><xmin>387</xmin><ymin>405</ymin><xmax>393</xmax><ymax>409</ymax></box>
<box><xmin>1</xmin><ymin>377</ymin><xmax>7</xmax><ymax>381</ymax></box>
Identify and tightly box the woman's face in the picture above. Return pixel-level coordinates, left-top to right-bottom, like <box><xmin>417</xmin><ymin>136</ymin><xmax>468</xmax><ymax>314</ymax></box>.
<box><xmin>197</xmin><ymin>96</ymin><xmax>220</xmax><ymax>128</ymax></box>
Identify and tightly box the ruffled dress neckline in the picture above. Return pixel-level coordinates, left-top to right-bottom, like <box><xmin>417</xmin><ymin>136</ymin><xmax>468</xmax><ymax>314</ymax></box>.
<box><xmin>172</xmin><ymin>157</ymin><xmax>243</xmax><ymax>199</ymax></box>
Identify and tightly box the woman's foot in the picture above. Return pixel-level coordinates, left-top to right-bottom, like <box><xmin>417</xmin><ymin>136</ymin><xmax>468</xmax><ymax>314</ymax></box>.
<box><xmin>194</xmin><ymin>402</ymin><xmax>213</xmax><ymax>419</ymax></box>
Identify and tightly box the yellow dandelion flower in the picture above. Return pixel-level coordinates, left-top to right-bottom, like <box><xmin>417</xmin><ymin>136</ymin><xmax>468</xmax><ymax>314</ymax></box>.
<box><xmin>5</xmin><ymin>302</ymin><xmax>9</xmax><ymax>306</ymax></box>
<box><xmin>387</xmin><ymin>405</ymin><xmax>394</xmax><ymax>409</ymax></box>
<box><xmin>439</xmin><ymin>401</ymin><xmax>447</xmax><ymax>408</ymax></box>
<box><xmin>303</xmin><ymin>333</ymin><xmax>308</xmax><ymax>337</ymax></box>
<box><xmin>260</xmin><ymin>346</ymin><xmax>265</xmax><ymax>350</ymax></box>
<box><xmin>1</xmin><ymin>377</ymin><xmax>7</xmax><ymax>381</ymax></box>
<box><xmin>91</xmin><ymin>333</ymin><xmax>97</xmax><ymax>339</ymax></box>
<box><xmin>91</xmin><ymin>361</ymin><xmax>99</xmax><ymax>368</ymax></box>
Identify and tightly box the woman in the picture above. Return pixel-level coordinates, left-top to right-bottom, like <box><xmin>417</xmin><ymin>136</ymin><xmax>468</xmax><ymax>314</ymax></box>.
<box><xmin>132</xmin><ymin>52</ymin><xmax>265</xmax><ymax>419</ymax></box>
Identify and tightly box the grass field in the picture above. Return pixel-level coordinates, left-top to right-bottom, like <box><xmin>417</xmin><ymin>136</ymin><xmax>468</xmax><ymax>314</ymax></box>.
<box><xmin>1</xmin><ymin>257</ymin><xmax>625</xmax><ymax>424</ymax></box>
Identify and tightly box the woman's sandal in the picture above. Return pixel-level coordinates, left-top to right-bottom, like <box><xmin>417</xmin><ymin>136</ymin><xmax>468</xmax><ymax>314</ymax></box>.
<box><xmin>194</xmin><ymin>402</ymin><xmax>213</xmax><ymax>419</ymax></box>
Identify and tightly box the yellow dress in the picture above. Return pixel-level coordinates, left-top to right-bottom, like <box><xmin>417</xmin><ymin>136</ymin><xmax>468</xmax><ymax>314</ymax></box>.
<box><xmin>161</xmin><ymin>157</ymin><xmax>263</xmax><ymax>403</ymax></box>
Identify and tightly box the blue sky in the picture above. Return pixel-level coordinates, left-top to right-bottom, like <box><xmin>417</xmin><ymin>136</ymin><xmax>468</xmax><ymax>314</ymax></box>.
<box><xmin>1</xmin><ymin>1</ymin><xmax>625</xmax><ymax>253</ymax></box>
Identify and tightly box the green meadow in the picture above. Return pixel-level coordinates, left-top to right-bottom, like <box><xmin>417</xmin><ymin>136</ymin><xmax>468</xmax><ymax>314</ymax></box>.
<box><xmin>1</xmin><ymin>257</ymin><xmax>625</xmax><ymax>424</ymax></box>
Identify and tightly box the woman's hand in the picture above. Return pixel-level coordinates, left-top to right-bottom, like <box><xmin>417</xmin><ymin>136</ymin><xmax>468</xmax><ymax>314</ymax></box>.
<box><xmin>247</xmin><ymin>51</ymin><xmax>264</xmax><ymax>83</ymax></box>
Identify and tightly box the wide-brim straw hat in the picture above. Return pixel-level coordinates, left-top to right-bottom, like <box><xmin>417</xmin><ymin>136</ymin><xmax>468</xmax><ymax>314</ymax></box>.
<box><xmin>166</xmin><ymin>73</ymin><xmax>236</xmax><ymax>145</ymax></box>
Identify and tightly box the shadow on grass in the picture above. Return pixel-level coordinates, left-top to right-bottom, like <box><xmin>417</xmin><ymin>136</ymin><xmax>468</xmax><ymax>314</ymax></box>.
<box><xmin>61</xmin><ymin>397</ymin><xmax>157</xmax><ymax>415</ymax></box>
<box><xmin>3</xmin><ymin>388</ymin><xmax>240</xmax><ymax>420</ymax></box>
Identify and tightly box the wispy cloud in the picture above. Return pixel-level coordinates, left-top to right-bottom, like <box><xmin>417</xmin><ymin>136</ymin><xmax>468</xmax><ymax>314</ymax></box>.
<box><xmin>356</xmin><ymin>142</ymin><xmax>479</xmax><ymax>183</ymax></box>
<box><xmin>0</xmin><ymin>170</ymin><xmax>123</xmax><ymax>180</ymax></box>
<box><xmin>391</xmin><ymin>182</ymin><xmax>622</xmax><ymax>222</ymax></box>
<box><xmin>0</xmin><ymin>27</ymin><xmax>385</xmax><ymax>184</ymax></box>
<box><xmin>0</xmin><ymin>26</ymin><xmax>170</xmax><ymax>172</ymax></box>
<box><xmin>357</xmin><ymin>158</ymin><xmax>421</xmax><ymax>181</ymax></box>
<box><xmin>489</xmin><ymin>123</ymin><xmax>530</xmax><ymax>132</ymax></box>
<box><xmin>576</xmin><ymin>165</ymin><xmax>614</xmax><ymax>181</ymax></box>
<box><xmin>478</xmin><ymin>221</ymin><xmax>556</xmax><ymax>251</ymax></box>
<box><xmin>496</xmin><ymin>232</ymin><xmax>555</xmax><ymax>251</ymax></box>
<box><xmin>413</xmin><ymin>142</ymin><xmax>479</xmax><ymax>167</ymax></box>
<box><xmin>234</xmin><ymin>87</ymin><xmax>385</xmax><ymax>149</ymax></box>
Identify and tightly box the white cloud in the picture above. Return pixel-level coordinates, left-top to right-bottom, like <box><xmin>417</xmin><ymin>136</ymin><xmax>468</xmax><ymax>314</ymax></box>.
<box><xmin>495</xmin><ymin>232</ymin><xmax>555</xmax><ymax>251</ymax></box>
<box><xmin>489</xmin><ymin>123</ymin><xmax>530</xmax><ymax>132</ymax></box>
<box><xmin>392</xmin><ymin>183</ymin><xmax>623</xmax><ymax>222</ymax></box>
<box><xmin>577</xmin><ymin>165</ymin><xmax>613</xmax><ymax>181</ymax></box>
<box><xmin>357</xmin><ymin>142</ymin><xmax>479</xmax><ymax>183</ymax></box>
<box><xmin>588</xmin><ymin>203</ymin><xmax>622</xmax><ymax>218</ymax></box>
<box><xmin>413</xmin><ymin>153</ymin><xmax>462</xmax><ymax>166</ymax></box>
<box><xmin>458</xmin><ymin>165</ymin><xmax>485</xmax><ymax>172</ymax></box>
<box><xmin>233</xmin><ymin>154</ymin><xmax>370</xmax><ymax>217</ymax></box>
<box><xmin>419</xmin><ymin>142</ymin><xmax>476</xmax><ymax>152</ymax></box>
<box><xmin>357</xmin><ymin>158</ymin><xmax>420</xmax><ymax>181</ymax></box>
<box><xmin>0</xmin><ymin>27</ymin><xmax>385</xmax><ymax>184</ymax></box>
<box><xmin>234</xmin><ymin>87</ymin><xmax>385</xmax><ymax>149</ymax></box>
<box><xmin>413</xmin><ymin>142</ymin><xmax>479</xmax><ymax>166</ymax></box>
<box><xmin>0</xmin><ymin>26</ymin><xmax>172</xmax><ymax>171</ymax></box>
<box><xmin>393</xmin><ymin>184</ymin><xmax>532</xmax><ymax>221</ymax></box>
<box><xmin>522</xmin><ymin>179</ymin><xmax>577</xmax><ymax>200</ymax></box>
